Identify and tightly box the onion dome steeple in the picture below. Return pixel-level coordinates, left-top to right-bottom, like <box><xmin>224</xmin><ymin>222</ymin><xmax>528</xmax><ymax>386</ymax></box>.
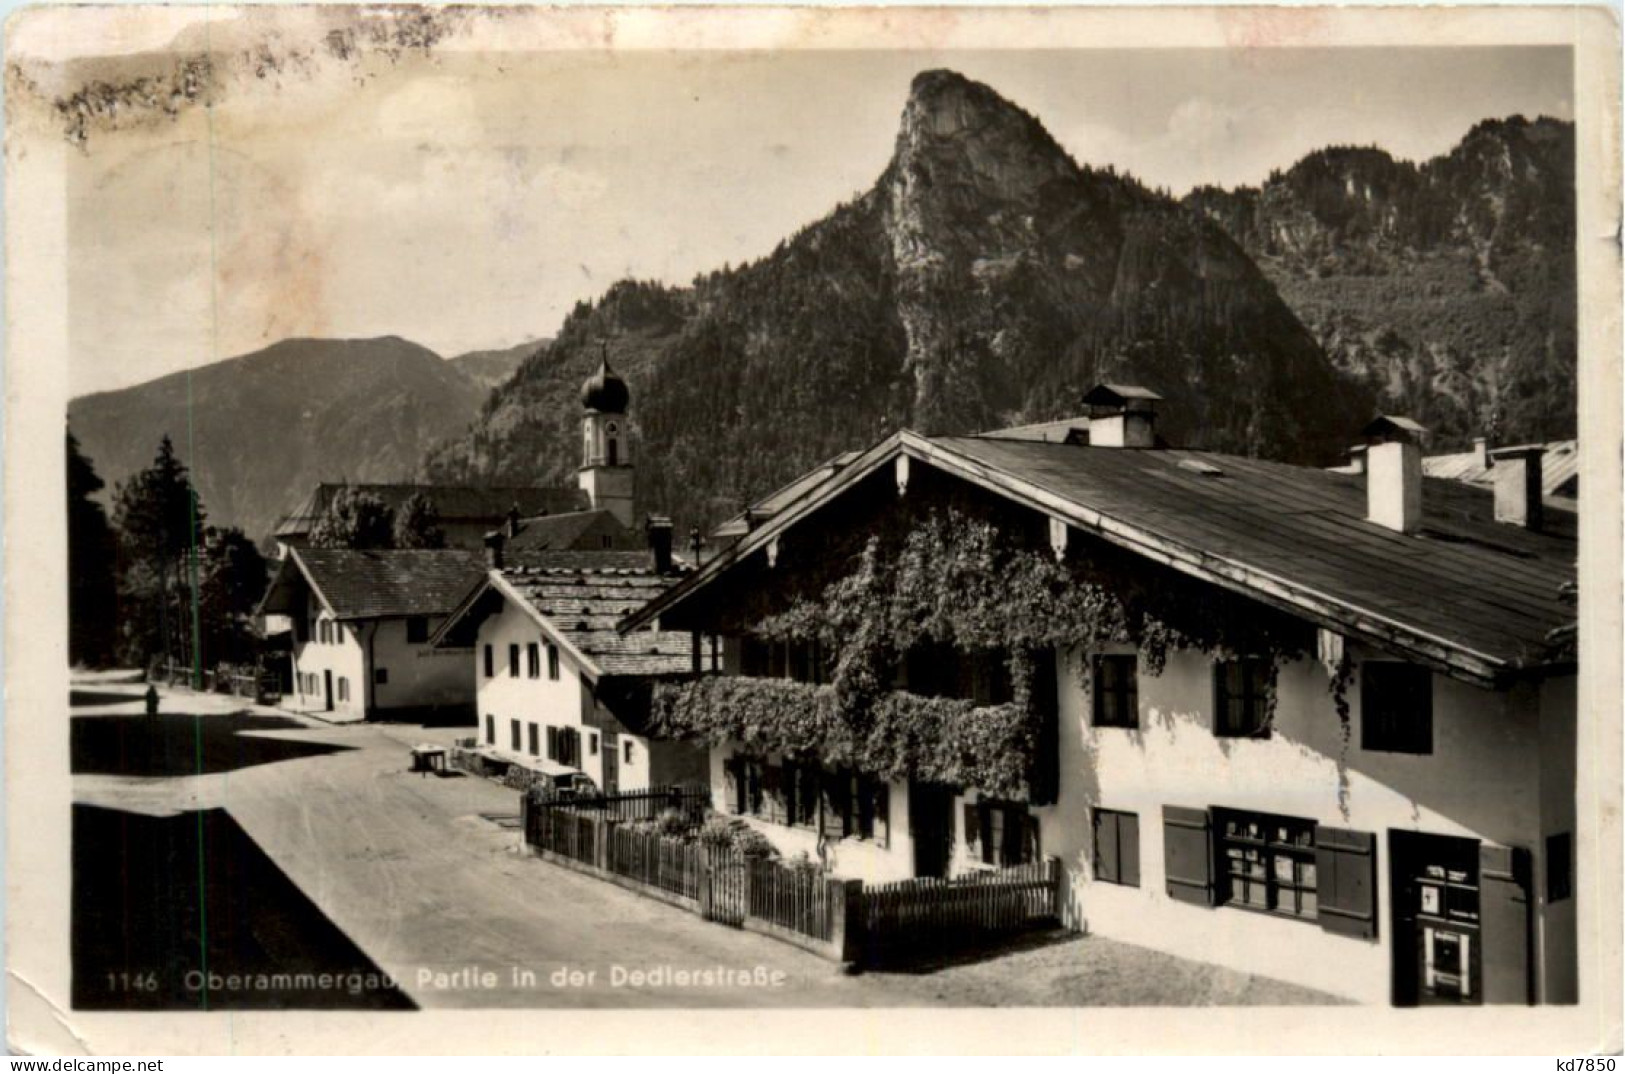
<box><xmin>580</xmin><ymin>343</ymin><xmax>630</xmax><ymax>414</ymax></box>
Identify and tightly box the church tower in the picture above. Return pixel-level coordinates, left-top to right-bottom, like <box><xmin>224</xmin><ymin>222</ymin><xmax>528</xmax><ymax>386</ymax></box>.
<box><xmin>577</xmin><ymin>346</ymin><xmax>635</xmax><ymax>528</ymax></box>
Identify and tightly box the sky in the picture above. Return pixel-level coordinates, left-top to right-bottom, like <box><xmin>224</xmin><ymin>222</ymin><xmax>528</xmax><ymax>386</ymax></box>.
<box><xmin>21</xmin><ymin>11</ymin><xmax>1573</xmax><ymax>398</ymax></box>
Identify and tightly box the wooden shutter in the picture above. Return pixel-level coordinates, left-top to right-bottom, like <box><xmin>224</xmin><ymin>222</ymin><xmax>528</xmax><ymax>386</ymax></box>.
<box><xmin>1163</xmin><ymin>805</ymin><xmax>1215</xmax><ymax>906</ymax></box>
<box><xmin>1479</xmin><ymin>844</ymin><xmax>1534</xmax><ymax>1005</ymax></box>
<box><xmin>763</xmin><ymin>766</ymin><xmax>787</xmax><ymax>825</ymax></box>
<box><xmin>546</xmin><ymin>725</ymin><xmax>559</xmax><ymax>760</ymax></box>
<box><xmin>1094</xmin><ymin>810</ymin><xmax>1120</xmax><ymax>883</ymax></box>
<box><xmin>1119</xmin><ymin>812</ymin><xmax>1141</xmax><ymax>888</ymax></box>
<box><xmin>722</xmin><ymin>759</ymin><xmax>741</xmax><ymax>814</ymax></box>
<box><xmin>1315</xmin><ymin>826</ymin><xmax>1378</xmax><ymax>939</ymax></box>
<box><xmin>820</xmin><ymin>774</ymin><xmax>847</xmax><ymax>839</ymax></box>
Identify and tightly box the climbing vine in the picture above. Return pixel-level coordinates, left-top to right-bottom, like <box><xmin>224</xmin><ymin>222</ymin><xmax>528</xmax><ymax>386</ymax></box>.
<box><xmin>654</xmin><ymin>509</ymin><xmax>1320</xmax><ymax>799</ymax></box>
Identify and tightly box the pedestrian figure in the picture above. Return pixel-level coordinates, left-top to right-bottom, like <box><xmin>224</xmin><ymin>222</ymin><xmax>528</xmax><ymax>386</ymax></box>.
<box><xmin>144</xmin><ymin>684</ymin><xmax>158</xmax><ymax>717</ymax></box>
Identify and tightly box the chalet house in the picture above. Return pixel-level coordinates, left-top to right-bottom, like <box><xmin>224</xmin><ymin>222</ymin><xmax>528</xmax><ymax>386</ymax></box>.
<box><xmin>257</xmin><ymin>547</ymin><xmax>486</xmax><ymax>722</ymax></box>
<box><xmin>273</xmin><ymin>483</ymin><xmax>588</xmax><ymax>555</ymax></box>
<box><xmin>622</xmin><ymin>386</ymin><xmax>1578</xmax><ymax>1008</ymax></box>
<box><xmin>431</xmin><ymin>524</ymin><xmax>712</xmax><ymax>792</ymax></box>
<box><xmin>428</xmin><ymin>354</ymin><xmax>710</xmax><ymax>791</ymax></box>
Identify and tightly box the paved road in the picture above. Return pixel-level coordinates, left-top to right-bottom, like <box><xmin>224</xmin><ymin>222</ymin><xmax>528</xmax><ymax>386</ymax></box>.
<box><xmin>72</xmin><ymin>683</ymin><xmax>1341</xmax><ymax>1009</ymax></box>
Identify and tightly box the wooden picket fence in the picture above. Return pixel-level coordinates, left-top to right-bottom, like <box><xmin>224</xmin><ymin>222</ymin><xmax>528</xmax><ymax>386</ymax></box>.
<box><xmin>538</xmin><ymin>784</ymin><xmax>711</xmax><ymax>825</ymax></box>
<box><xmin>858</xmin><ymin>857</ymin><xmax>1060</xmax><ymax>959</ymax></box>
<box><xmin>521</xmin><ymin>790</ymin><xmax>1059</xmax><ymax>965</ymax></box>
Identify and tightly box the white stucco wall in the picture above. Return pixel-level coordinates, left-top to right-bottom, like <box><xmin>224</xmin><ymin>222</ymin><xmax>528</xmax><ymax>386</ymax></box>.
<box><xmin>474</xmin><ymin>596</ymin><xmax>653</xmax><ymax>791</ymax></box>
<box><xmin>364</xmin><ymin>617</ymin><xmax>473</xmax><ymax>714</ymax></box>
<box><xmin>1048</xmin><ymin>640</ymin><xmax>1556</xmax><ymax>1005</ymax></box>
<box><xmin>289</xmin><ymin>611</ymin><xmax>366</xmax><ymax>721</ymax></box>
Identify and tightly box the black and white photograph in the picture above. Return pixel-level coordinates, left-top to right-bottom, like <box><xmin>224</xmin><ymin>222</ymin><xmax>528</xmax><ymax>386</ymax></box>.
<box><xmin>5</xmin><ymin>3</ymin><xmax>1620</xmax><ymax>1057</ymax></box>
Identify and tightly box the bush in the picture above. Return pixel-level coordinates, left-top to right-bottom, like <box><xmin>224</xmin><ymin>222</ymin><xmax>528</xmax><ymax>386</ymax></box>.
<box><xmin>698</xmin><ymin>815</ymin><xmax>779</xmax><ymax>859</ymax></box>
<box><xmin>654</xmin><ymin>807</ymin><xmax>689</xmax><ymax>838</ymax></box>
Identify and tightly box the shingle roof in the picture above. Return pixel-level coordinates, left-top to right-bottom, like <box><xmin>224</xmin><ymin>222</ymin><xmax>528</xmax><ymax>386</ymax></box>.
<box><xmin>275</xmin><ymin>484</ymin><xmax>587</xmax><ymax>537</ymax></box>
<box><xmin>280</xmin><ymin>548</ymin><xmax>487</xmax><ymax>620</ymax></box>
<box><xmin>931</xmin><ymin>435</ymin><xmax>1575</xmax><ymax>675</ymax></box>
<box><xmin>496</xmin><ymin>559</ymin><xmax>693</xmax><ymax>677</ymax></box>
<box><xmin>627</xmin><ymin>429</ymin><xmax>1579</xmax><ymax>685</ymax></box>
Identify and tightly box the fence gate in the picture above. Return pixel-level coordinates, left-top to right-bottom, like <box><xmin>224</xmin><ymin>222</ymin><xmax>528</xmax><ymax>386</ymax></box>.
<box><xmin>702</xmin><ymin>845</ymin><xmax>746</xmax><ymax>926</ymax></box>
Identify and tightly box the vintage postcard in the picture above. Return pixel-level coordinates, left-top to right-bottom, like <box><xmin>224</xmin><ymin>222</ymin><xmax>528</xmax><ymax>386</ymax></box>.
<box><xmin>5</xmin><ymin>3</ymin><xmax>1621</xmax><ymax>1057</ymax></box>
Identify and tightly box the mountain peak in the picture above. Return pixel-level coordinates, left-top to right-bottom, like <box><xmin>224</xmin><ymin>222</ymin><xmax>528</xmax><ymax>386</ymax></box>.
<box><xmin>896</xmin><ymin>69</ymin><xmax>1070</xmax><ymax>174</ymax></box>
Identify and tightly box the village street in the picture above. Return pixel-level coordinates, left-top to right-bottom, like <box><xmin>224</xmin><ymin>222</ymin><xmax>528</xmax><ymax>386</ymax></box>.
<box><xmin>70</xmin><ymin>679</ymin><xmax>1341</xmax><ymax>1010</ymax></box>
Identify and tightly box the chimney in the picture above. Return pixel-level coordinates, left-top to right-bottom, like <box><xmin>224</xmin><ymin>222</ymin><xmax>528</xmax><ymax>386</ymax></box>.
<box><xmin>1473</xmin><ymin>436</ymin><xmax>1491</xmax><ymax>470</ymax></box>
<box><xmin>484</xmin><ymin>530</ymin><xmax>505</xmax><ymax>570</ymax></box>
<box><xmin>1360</xmin><ymin>415</ymin><xmax>1427</xmax><ymax>535</ymax></box>
<box><xmin>1082</xmin><ymin>384</ymin><xmax>1163</xmax><ymax>449</ymax></box>
<box><xmin>1347</xmin><ymin>444</ymin><xmax>1368</xmax><ymax>475</ymax></box>
<box><xmin>646</xmin><ymin>514</ymin><xmax>674</xmax><ymax>574</ymax></box>
<box><xmin>1489</xmin><ymin>445</ymin><xmax>1544</xmax><ymax>531</ymax></box>
<box><xmin>505</xmin><ymin>505</ymin><xmax>522</xmax><ymax>538</ymax></box>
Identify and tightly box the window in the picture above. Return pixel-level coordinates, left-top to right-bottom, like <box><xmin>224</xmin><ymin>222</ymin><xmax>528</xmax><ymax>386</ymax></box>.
<box><xmin>558</xmin><ymin>728</ymin><xmax>581</xmax><ymax>768</ymax></box>
<box><xmin>483</xmin><ymin>645</ymin><xmax>494</xmax><ymax>678</ymax></box>
<box><xmin>547</xmin><ymin>644</ymin><xmax>560</xmax><ymax>681</ymax></box>
<box><xmin>786</xmin><ymin>764</ymin><xmax>820</xmax><ymax>830</ymax></box>
<box><xmin>546</xmin><ymin>726</ymin><xmax>559</xmax><ymax>761</ymax></box>
<box><xmin>601</xmin><ymin>535</ymin><xmax>613</xmax><ymax>549</ymax></box>
<box><xmin>406</xmin><ymin>617</ymin><xmax>429</xmax><ymax>644</ymax></box>
<box><xmin>331</xmin><ymin>622</ymin><xmax>343</xmax><ymax>646</ymax></box>
<box><xmin>510</xmin><ymin>720</ymin><xmax>521</xmax><ymax>752</ymax></box>
<box><xmin>336</xmin><ymin>678</ymin><xmax>349</xmax><ymax>703</ymax></box>
<box><xmin>588</xmin><ymin>732</ymin><xmax>598</xmax><ymax>756</ymax></box>
<box><xmin>527</xmin><ymin>643</ymin><xmax>540</xmax><ymax>679</ymax></box>
<box><xmin>485</xmin><ymin>715</ymin><xmax>495</xmax><ymax>745</ymax></box>
<box><xmin>1361</xmin><ymin>662</ymin><xmax>1433</xmax><ymax>754</ymax></box>
<box><xmin>1092</xmin><ymin>808</ymin><xmax>1140</xmax><ymax>886</ymax></box>
<box><xmin>623</xmin><ymin>740</ymin><xmax>634</xmax><ymax>765</ymax></box>
<box><xmin>1547</xmin><ymin>832</ymin><xmax>1573</xmax><ymax>902</ymax></box>
<box><xmin>374</xmin><ymin>667</ymin><xmax>388</xmax><ymax>686</ymax></box>
<box><xmin>1214</xmin><ymin>659</ymin><xmax>1271</xmax><ymax>738</ymax></box>
<box><xmin>1092</xmin><ymin>655</ymin><xmax>1139</xmax><ymax>729</ymax></box>
<box><xmin>527</xmin><ymin>723</ymin><xmax>539</xmax><ymax>756</ymax></box>
<box><xmin>1215</xmin><ymin>809</ymin><xmax>1317</xmax><ymax>920</ymax></box>
<box><xmin>508</xmin><ymin>644</ymin><xmax>520</xmax><ymax>678</ymax></box>
<box><xmin>319</xmin><ymin>620</ymin><xmax>330</xmax><ymax>645</ymax></box>
<box><xmin>966</xmin><ymin>801</ymin><xmax>1038</xmax><ymax>866</ymax></box>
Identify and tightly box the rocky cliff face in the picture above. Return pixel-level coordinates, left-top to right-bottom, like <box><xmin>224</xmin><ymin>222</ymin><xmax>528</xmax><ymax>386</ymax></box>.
<box><xmin>1185</xmin><ymin>116</ymin><xmax>1575</xmax><ymax>448</ymax></box>
<box><xmin>425</xmin><ymin>70</ymin><xmax>1368</xmax><ymax>530</ymax></box>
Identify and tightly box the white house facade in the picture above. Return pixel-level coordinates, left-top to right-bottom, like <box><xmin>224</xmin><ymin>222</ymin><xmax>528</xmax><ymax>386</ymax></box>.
<box><xmin>258</xmin><ymin>547</ymin><xmax>485</xmax><ymax>723</ymax></box>
<box><xmin>624</xmin><ymin>389</ymin><xmax>1579</xmax><ymax>1007</ymax></box>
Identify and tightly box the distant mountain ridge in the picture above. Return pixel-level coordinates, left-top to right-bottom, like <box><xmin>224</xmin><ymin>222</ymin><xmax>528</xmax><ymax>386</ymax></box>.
<box><xmin>449</xmin><ymin>339</ymin><xmax>550</xmax><ymax>390</ymax></box>
<box><xmin>424</xmin><ymin>69</ymin><xmax>1364</xmax><ymax>532</ymax></box>
<box><xmin>1184</xmin><ymin>115</ymin><xmax>1575</xmax><ymax>449</ymax></box>
<box><xmin>69</xmin><ymin>336</ymin><xmax>491</xmax><ymax>546</ymax></box>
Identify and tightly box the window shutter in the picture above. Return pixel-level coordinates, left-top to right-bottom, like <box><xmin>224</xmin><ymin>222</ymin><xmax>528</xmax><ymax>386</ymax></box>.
<box><xmin>820</xmin><ymin>777</ymin><xmax>846</xmax><ymax>839</ymax></box>
<box><xmin>763</xmin><ymin>766</ymin><xmax>786</xmax><ymax>825</ymax></box>
<box><xmin>1163</xmin><ymin>805</ymin><xmax>1215</xmax><ymax>906</ymax></box>
<box><xmin>1479</xmin><ymin>844</ymin><xmax>1534</xmax><ymax>1005</ymax></box>
<box><xmin>723</xmin><ymin>759</ymin><xmax>741</xmax><ymax>814</ymax></box>
<box><xmin>1314</xmin><ymin>826</ymin><xmax>1378</xmax><ymax>939</ymax></box>
<box><xmin>1094</xmin><ymin>810</ymin><xmax>1120</xmax><ymax>883</ymax></box>
<box><xmin>1119</xmin><ymin>812</ymin><xmax>1141</xmax><ymax>888</ymax></box>
<box><xmin>963</xmin><ymin>803</ymin><xmax>981</xmax><ymax>854</ymax></box>
<box><xmin>1021</xmin><ymin>812</ymin><xmax>1041</xmax><ymax>866</ymax></box>
<box><xmin>871</xmin><ymin>782</ymin><xmax>890</xmax><ymax>848</ymax></box>
<box><xmin>546</xmin><ymin>726</ymin><xmax>559</xmax><ymax>761</ymax></box>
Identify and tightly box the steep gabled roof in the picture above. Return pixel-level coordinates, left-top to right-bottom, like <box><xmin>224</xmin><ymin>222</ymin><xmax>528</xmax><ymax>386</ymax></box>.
<box><xmin>258</xmin><ymin>547</ymin><xmax>486</xmax><ymax>620</ymax></box>
<box><xmin>624</xmin><ymin>430</ymin><xmax>1578</xmax><ymax>687</ymax></box>
<box><xmin>711</xmin><ymin>450</ymin><xmax>862</xmax><ymax>540</ymax></box>
<box><xmin>505</xmin><ymin>509</ymin><xmax>642</xmax><ymax>557</ymax></box>
<box><xmin>432</xmin><ymin>550</ymin><xmax>699</xmax><ymax>681</ymax></box>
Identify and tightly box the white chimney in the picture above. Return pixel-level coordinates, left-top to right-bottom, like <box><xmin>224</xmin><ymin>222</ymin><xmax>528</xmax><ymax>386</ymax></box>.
<box><xmin>1361</xmin><ymin>415</ymin><xmax>1427</xmax><ymax>535</ymax></box>
<box><xmin>1082</xmin><ymin>383</ymin><xmax>1162</xmax><ymax>449</ymax></box>
<box><xmin>1347</xmin><ymin>444</ymin><xmax>1368</xmax><ymax>475</ymax></box>
<box><xmin>1473</xmin><ymin>436</ymin><xmax>1491</xmax><ymax>469</ymax></box>
<box><xmin>1489</xmin><ymin>445</ymin><xmax>1544</xmax><ymax>531</ymax></box>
